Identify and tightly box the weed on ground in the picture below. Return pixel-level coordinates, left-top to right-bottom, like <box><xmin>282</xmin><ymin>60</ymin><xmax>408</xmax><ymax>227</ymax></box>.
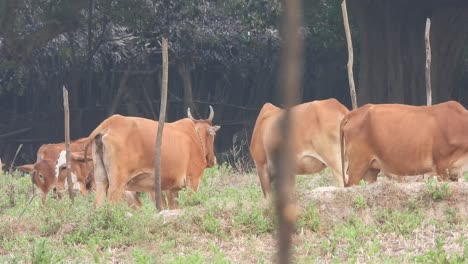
<box><xmin>0</xmin><ymin>165</ymin><xmax>466</xmax><ymax>263</ymax></box>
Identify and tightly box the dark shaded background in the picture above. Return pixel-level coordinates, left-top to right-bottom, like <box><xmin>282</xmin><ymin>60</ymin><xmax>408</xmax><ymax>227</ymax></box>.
<box><xmin>0</xmin><ymin>0</ymin><xmax>467</xmax><ymax>167</ymax></box>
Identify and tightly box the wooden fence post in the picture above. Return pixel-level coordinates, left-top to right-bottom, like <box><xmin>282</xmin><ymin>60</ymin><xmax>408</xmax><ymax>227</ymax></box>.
<box><xmin>63</xmin><ymin>86</ymin><xmax>74</xmax><ymax>203</ymax></box>
<box><xmin>425</xmin><ymin>18</ymin><xmax>432</xmax><ymax>106</ymax></box>
<box><xmin>341</xmin><ymin>0</ymin><xmax>358</xmax><ymax>109</ymax></box>
<box><xmin>154</xmin><ymin>37</ymin><xmax>169</xmax><ymax>211</ymax></box>
<box><xmin>275</xmin><ymin>0</ymin><xmax>303</xmax><ymax>263</ymax></box>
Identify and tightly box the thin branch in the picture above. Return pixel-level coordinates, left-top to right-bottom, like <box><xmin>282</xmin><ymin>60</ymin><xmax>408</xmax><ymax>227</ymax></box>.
<box><xmin>0</xmin><ymin>127</ymin><xmax>32</xmax><ymax>138</ymax></box>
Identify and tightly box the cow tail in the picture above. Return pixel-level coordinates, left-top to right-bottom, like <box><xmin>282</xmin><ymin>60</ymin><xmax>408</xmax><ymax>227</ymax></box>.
<box><xmin>83</xmin><ymin>116</ymin><xmax>115</xmax><ymax>181</ymax></box>
<box><xmin>340</xmin><ymin>117</ymin><xmax>348</xmax><ymax>187</ymax></box>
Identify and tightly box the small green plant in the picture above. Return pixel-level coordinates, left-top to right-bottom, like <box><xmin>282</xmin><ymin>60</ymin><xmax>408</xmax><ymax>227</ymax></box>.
<box><xmin>332</xmin><ymin>217</ymin><xmax>373</xmax><ymax>260</ymax></box>
<box><xmin>444</xmin><ymin>208</ymin><xmax>459</xmax><ymax>225</ymax></box>
<box><xmin>209</xmin><ymin>243</ymin><xmax>231</xmax><ymax>264</ymax></box>
<box><xmin>32</xmin><ymin>239</ymin><xmax>53</xmax><ymax>264</ymax></box>
<box><xmin>132</xmin><ymin>248</ymin><xmax>151</xmax><ymax>264</ymax></box>
<box><xmin>177</xmin><ymin>188</ymin><xmax>209</xmax><ymax>207</ymax></box>
<box><xmin>297</xmin><ymin>201</ymin><xmax>321</xmax><ymax>232</ymax></box>
<box><xmin>321</xmin><ymin>238</ymin><xmax>337</xmax><ymax>255</ymax></box>
<box><xmin>425</xmin><ymin>178</ymin><xmax>451</xmax><ymax>200</ymax></box>
<box><xmin>233</xmin><ymin>207</ymin><xmax>273</xmax><ymax>235</ymax></box>
<box><xmin>353</xmin><ymin>195</ymin><xmax>367</xmax><ymax>209</ymax></box>
<box><xmin>201</xmin><ymin>213</ymin><xmax>221</xmax><ymax>235</ymax></box>
<box><xmin>171</xmin><ymin>253</ymin><xmax>205</xmax><ymax>264</ymax></box>
<box><xmin>464</xmin><ymin>172</ymin><xmax>468</xmax><ymax>182</ymax></box>
<box><xmin>359</xmin><ymin>179</ymin><xmax>368</xmax><ymax>187</ymax></box>
<box><xmin>413</xmin><ymin>236</ymin><xmax>465</xmax><ymax>263</ymax></box>
<box><xmin>376</xmin><ymin>209</ymin><xmax>423</xmax><ymax>236</ymax></box>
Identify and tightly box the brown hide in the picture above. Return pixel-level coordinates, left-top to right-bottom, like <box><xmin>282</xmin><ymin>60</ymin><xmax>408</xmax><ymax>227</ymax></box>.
<box><xmin>17</xmin><ymin>160</ymin><xmax>56</xmax><ymax>202</ymax></box>
<box><xmin>55</xmin><ymin>150</ymin><xmax>94</xmax><ymax>197</ymax></box>
<box><xmin>36</xmin><ymin>137</ymin><xmax>88</xmax><ymax>162</ymax></box>
<box><xmin>249</xmin><ymin>99</ymin><xmax>350</xmax><ymax>198</ymax></box>
<box><xmin>16</xmin><ymin>138</ymin><xmax>89</xmax><ymax>201</ymax></box>
<box><xmin>84</xmin><ymin>111</ymin><xmax>220</xmax><ymax>208</ymax></box>
<box><xmin>55</xmin><ymin>150</ymin><xmax>150</xmax><ymax>209</ymax></box>
<box><xmin>341</xmin><ymin>101</ymin><xmax>468</xmax><ymax>186</ymax></box>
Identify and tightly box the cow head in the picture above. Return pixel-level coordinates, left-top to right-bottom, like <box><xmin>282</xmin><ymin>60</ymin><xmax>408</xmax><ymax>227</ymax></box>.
<box><xmin>17</xmin><ymin>160</ymin><xmax>56</xmax><ymax>202</ymax></box>
<box><xmin>188</xmin><ymin>105</ymin><xmax>221</xmax><ymax>167</ymax></box>
<box><xmin>55</xmin><ymin>150</ymin><xmax>93</xmax><ymax>197</ymax></box>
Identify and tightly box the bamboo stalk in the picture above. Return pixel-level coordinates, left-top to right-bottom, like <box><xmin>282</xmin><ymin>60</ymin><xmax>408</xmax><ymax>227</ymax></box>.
<box><xmin>154</xmin><ymin>38</ymin><xmax>169</xmax><ymax>211</ymax></box>
<box><xmin>341</xmin><ymin>0</ymin><xmax>358</xmax><ymax>109</ymax></box>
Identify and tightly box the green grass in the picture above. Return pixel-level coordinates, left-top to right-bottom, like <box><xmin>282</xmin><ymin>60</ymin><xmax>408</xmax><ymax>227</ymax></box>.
<box><xmin>425</xmin><ymin>178</ymin><xmax>452</xmax><ymax>200</ymax></box>
<box><xmin>0</xmin><ymin>166</ymin><xmax>466</xmax><ymax>263</ymax></box>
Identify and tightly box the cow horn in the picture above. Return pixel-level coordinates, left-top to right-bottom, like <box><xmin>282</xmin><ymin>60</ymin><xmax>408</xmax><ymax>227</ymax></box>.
<box><xmin>187</xmin><ymin>107</ymin><xmax>195</xmax><ymax>121</ymax></box>
<box><xmin>208</xmin><ymin>105</ymin><xmax>214</xmax><ymax>121</ymax></box>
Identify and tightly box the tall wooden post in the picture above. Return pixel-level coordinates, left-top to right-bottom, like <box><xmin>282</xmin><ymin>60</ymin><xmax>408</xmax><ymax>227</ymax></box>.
<box><xmin>154</xmin><ymin>38</ymin><xmax>168</xmax><ymax>211</ymax></box>
<box><xmin>275</xmin><ymin>0</ymin><xmax>303</xmax><ymax>263</ymax></box>
<box><xmin>425</xmin><ymin>18</ymin><xmax>432</xmax><ymax>106</ymax></box>
<box><xmin>63</xmin><ymin>86</ymin><xmax>74</xmax><ymax>203</ymax></box>
<box><xmin>341</xmin><ymin>0</ymin><xmax>358</xmax><ymax>109</ymax></box>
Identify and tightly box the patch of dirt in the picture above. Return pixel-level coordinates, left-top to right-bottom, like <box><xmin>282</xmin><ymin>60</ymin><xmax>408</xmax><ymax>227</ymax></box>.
<box><xmin>301</xmin><ymin>179</ymin><xmax>468</xmax><ymax>227</ymax></box>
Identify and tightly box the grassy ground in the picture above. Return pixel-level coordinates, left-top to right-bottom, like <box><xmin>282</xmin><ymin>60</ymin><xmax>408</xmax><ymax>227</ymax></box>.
<box><xmin>0</xmin><ymin>167</ymin><xmax>466</xmax><ymax>263</ymax></box>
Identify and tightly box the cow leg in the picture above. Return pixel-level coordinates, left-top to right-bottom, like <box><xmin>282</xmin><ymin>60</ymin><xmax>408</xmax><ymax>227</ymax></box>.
<box><xmin>363</xmin><ymin>168</ymin><xmax>379</xmax><ymax>184</ymax></box>
<box><xmin>148</xmin><ymin>191</ymin><xmax>167</xmax><ymax>209</ymax></box>
<box><xmin>157</xmin><ymin>191</ymin><xmax>168</xmax><ymax>209</ymax></box>
<box><xmin>347</xmin><ymin>160</ymin><xmax>370</xmax><ymax>186</ymax></box>
<box><xmin>95</xmin><ymin>181</ymin><xmax>108</xmax><ymax>207</ymax></box>
<box><xmin>107</xmin><ymin>181</ymin><xmax>127</xmax><ymax>204</ymax></box>
<box><xmin>168</xmin><ymin>190</ymin><xmax>179</xmax><ymax>210</ymax></box>
<box><xmin>123</xmin><ymin>191</ymin><xmax>142</xmax><ymax>209</ymax></box>
<box><xmin>255</xmin><ymin>162</ymin><xmax>272</xmax><ymax>199</ymax></box>
<box><xmin>319</xmin><ymin>154</ymin><xmax>345</xmax><ymax>187</ymax></box>
<box><xmin>435</xmin><ymin>166</ymin><xmax>450</xmax><ymax>182</ymax></box>
<box><xmin>161</xmin><ymin>192</ymin><xmax>168</xmax><ymax>209</ymax></box>
<box><xmin>188</xmin><ymin>176</ymin><xmax>202</xmax><ymax>192</ymax></box>
<box><xmin>80</xmin><ymin>181</ymin><xmax>89</xmax><ymax>196</ymax></box>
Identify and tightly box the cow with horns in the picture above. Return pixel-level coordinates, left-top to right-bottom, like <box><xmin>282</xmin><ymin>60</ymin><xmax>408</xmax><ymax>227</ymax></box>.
<box><xmin>83</xmin><ymin>106</ymin><xmax>221</xmax><ymax>208</ymax></box>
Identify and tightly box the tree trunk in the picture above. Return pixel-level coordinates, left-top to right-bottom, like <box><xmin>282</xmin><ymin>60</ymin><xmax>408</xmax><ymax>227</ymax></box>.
<box><xmin>430</xmin><ymin>4</ymin><xmax>468</xmax><ymax>104</ymax></box>
<box><xmin>349</xmin><ymin>0</ymin><xmax>468</xmax><ymax>105</ymax></box>
<box><xmin>177</xmin><ymin>62</ymin><xmax>195</xmax><ymax>114</ymax></box>
<box><xmin>86</xmin><ymin>0</ymin><xmax>95</xmax><ymax>103</ymax></box>
<box><xmin>350</xmin><ymin>0</ymin><xmax>427</xmax><ymax>105</ymax></box>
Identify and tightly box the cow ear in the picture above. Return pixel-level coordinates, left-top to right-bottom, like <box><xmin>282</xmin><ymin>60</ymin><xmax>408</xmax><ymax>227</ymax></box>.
<box><xmin>208</xmin><ymin>125</ymin><xmax>221</xmax><ymax>135</ymax></box>
<box><xmin>71</xmin><ymin>152</ymin><xmax>92</xmax><ymax>163</ymax></box>
<box><xmin>17</xmin><ymin>164</ymin><xmax>35</xmax><ymax>173</ymax></box>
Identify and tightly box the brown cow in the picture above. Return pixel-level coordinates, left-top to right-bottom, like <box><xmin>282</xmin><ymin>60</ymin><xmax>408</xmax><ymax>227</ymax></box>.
<box><xmin>55</xmin><ymin>150</ymin><xmax>153</xmax><ymax>208</ymax></box>
<box><xmin>249</xmin><ymin>99</ymin><xmax>350</xmax><ymax>198</ymax></box>
<box><xmin>36</xmin><ymin>138</ymin><xmax>88</xmax><ymax>162</ymax></box>
<box><xmin>17</xmin><ymin>138</ymin><xmax>89</xmax><ymax>201</ymax></box>
<box><xmin>54</xmin><ymin>150</ymin><xmax>94</xmax><ymax>198</ymax></box>
<box><xmin>83</xmin><ymin>107</ymin><xmax>220</xmax><ymax>208</ymax></box>
<box><xmin>340</xmin><ymin>101</ymin><xmax>468</xmax><ymax>186</ymax></box>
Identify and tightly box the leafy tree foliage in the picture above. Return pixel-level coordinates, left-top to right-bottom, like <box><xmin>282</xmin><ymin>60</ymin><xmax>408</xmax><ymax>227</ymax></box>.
<box><xmin>0</xmin><ymin>0</ymin><xmax>466</xmax><ymax>164</ymax></box>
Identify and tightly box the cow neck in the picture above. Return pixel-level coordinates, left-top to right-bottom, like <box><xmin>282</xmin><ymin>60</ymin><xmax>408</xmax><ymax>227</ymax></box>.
<box><xmin>195</xmin><ymin>127</ymin><xmax>206</xmax><ymax>162</ymax></box>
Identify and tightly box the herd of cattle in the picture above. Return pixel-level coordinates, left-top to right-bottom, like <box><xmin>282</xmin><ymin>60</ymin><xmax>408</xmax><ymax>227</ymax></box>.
<box><xmin>12</xmin><ymin>99</ymin><xmax>468</xmax><ymax>208</ymax></box>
